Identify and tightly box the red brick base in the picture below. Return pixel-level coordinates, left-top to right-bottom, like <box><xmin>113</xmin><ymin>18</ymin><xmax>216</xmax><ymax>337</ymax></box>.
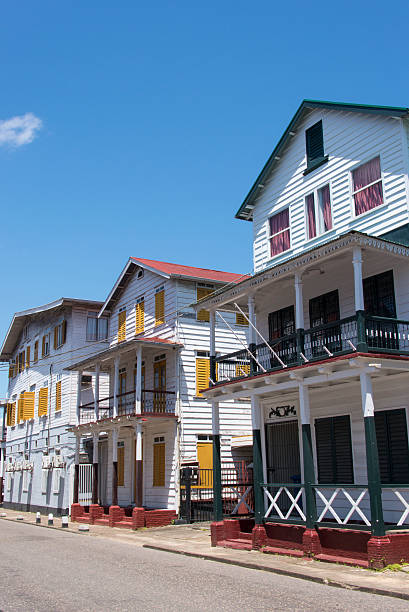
<box><xmin>70</xmin><ymin>504</ymin><xmax>177</xmax><ymax>530</ymax></box>
<box><xmin>211</xmin><ymin>519</ymin><xmax>409</xmax><ymax>569</ymax></box>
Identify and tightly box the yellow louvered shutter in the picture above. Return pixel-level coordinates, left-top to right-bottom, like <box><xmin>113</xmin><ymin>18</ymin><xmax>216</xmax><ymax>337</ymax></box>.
<box><xmin>34</xmin><ymin>341</ymin><xmax>38</xmax><ymax>363</ymax></box>
<box><xmin>11</xmin><ymin>402</ymin><xmax>16</xmax><ymax>426</ymax></box>
<box><xmin>118</xmin><ymin>311</ymin><xmax>126</xmax><ymax>343</ymax></box>
<box><xmin>23</xmin><ymin>392</ymin><xmax>35</xmax><ymax>420</ymax></box>
<box><xmin>236</xmin><ymin>312</ymin><xmax>248</xmax><ymax>326</ymax></box>
<box><xmin>135</xmin><ymin>299</ymin><xmax>145</xmax><ymax>335</ymax></box>
<box><xmin>26</xmin><ymin>346</ymin><xmax>30</xmax><ymax>368</ymax></box>
<box><xmin>235</xmin><ymin>363</ymin><xmax>250</xmax><ymax>377</ymax></box>
<box><xmin>117</xmin><ymin>445</ymin><xmax>125</xmax><ymax>486</ymax></box>
<box><xmin>197</xmin><ymin>287</ymin><xmax>213</xmax><ymax>322</ymax></box>
<box><xmin>55</xmin><ymin>380</ymin><xmax>62</xmax><ymax>411</ymax></box>
<box><xmin>17</xmin><ymin>395</ymin><xmax>24</xmax><ymax>423</ymax></box>
<box><xmin>153</xmin><ymin>443</ymin><xmax>165</xmax><ymax>487</ymax></box>
<box><xmin>196</xmin><ymin>358</ymin><xmax>210</xmax><ymax>397</ymax></box>
<box><xmin>38</xmin><ymin>387</ymin><xmax>48</xmax><ymax>417</ymax></box>
<box><xmin>6</xmin><ymin>403</ymin><xmax>12</xmax><ymax>426</ymax></box>
<box><xmin>155</xmin><ymin>290</ymin><xmax>165</xmax><ymax>326</ymax></box>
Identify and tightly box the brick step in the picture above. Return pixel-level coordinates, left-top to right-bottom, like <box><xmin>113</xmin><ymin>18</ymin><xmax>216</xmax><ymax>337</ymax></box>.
<box><xmin>114</xmin><ymin>520</ymin><xmax>133</xmax><ymax>529</ymax></box>
<box><xmin>75</xmin><ymin>516</ymin><xmax>91</xmax><ymax>524</ymax></box>
<box><xmin>261</xmin><ymin>545</ymin><xmax>304</xmax><ymax>558</ymax></box>
<box><xmin>222</xmin><ymin>539</ymin><xmax>253</xmax><ymax>551</ymax></box>
<box><xmin>94</xmin><ymin>518</ymin><xmax>110</xmax><ymax>526</ymax></box>
<box><xmin>237</xmin><ymin>532</ymin><xmax>252</xmax><ymax>541</ymax></box>
<box><xmin>315</xmin><ymin>553</ymin><xmax>369</xmax><ymax>568</ymax></box>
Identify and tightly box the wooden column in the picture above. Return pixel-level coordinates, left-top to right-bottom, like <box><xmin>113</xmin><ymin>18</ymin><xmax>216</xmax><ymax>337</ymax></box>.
<box><xmin>353</xmin><ymin>247</ymin><xmax>368</xmax><ymax>352</ymax></box>
<box><xmin>252</xmin><ymin>396</ymin><xmax>264</xmax><ymax>524</ymax></box>
<box><xmin>76</xmin><ymin>370</ymin><xmax>83</xmax><ymax>426</ymax></box>
<box><xmin>248</xmin><ymin>295</ymin><xmax>257</xmax><ymax>375</ymax></box>
<box><xmin>94</xmin><ymin>363</ymin><xmax>100</xmax><ymax>422</ymax></box>
<box><xmin>209</xmin><ymin>310</ymin><xmax>216</xmax><ymax>385</ymax></box>
<box><xmin>113</xmin><ymin>357</ymin><xmax>120</xmax><ymax>418</ymax></box>
<box><xmin>111</xmin><ymin>428</ymin><xmax>119</xmax><ymax>506</ymax></box>
<box><xmin>92</xmin><ymin>432</ymin><xmax>99</xmax><ymax>505</ymax></box>
<box><xmin>294</xmin><ymin>272</ymin><xmax>305</xmax><ymax>361</ymax></box>
<box><xmin>73</xmin><ymin>434</ymin><xmax>80</xmax><ymax>504</ymax></box>
<box><xmin>134</xmin><ymin>421</ymin><xmax>143</xmax><ymax>507</ymax></box>
<box><xmin>135</xmin><ymin>346</ymin><xmax>142</xmax><ymax>415</ymax></box>
<box><xmin>360</xmin><ymin>372</ymin><xmax>385</xmax><ymax>536</ymax></box>
<box><xmin>212</xmin><ymin>401</ymin><xmax>223</xmax><ymax>522</ymax></box>
<box><xmin>299</xmin><ymin>383</ymin><xmax>317</xmax><ymax>529</ymax></box>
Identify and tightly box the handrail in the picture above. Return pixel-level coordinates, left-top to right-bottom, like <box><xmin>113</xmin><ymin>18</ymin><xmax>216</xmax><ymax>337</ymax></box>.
<box><xmin>80</xmin><ymin>388</ymin><xmax>175</xmax><ymax>409</ymax></box>
<box><xmin>304</xmin><ymin>315</ymin><xmax>357</xmax><ymax>335</ymax></box>
<box><xmin>365</xmin><ymin>315</ymin><xmax>408</xmax><ymax>325</ymax></box>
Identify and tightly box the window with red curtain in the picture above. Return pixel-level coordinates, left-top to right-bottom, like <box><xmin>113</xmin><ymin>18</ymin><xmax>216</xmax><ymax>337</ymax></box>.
<box><xmin>306</xmin><ymin>193</ymin><xmax>316</xmax><ymax>239</ymax></box>
<box><xmin>352</xmin><ymin>156</ymin><xmax>383</xmax><ymax>216</ymax></box>
<box><xmin>269</xmin><ymin>209</ymin><xmax>290</xmax><ymax>256</ymax></box>
<box><xmin>306</xmin><ymin>184</ymin><xmax>332</xmax><ymax>240</ymax></box>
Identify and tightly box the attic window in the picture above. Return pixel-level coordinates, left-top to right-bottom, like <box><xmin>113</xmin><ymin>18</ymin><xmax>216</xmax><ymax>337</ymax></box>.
<box><xmin>137</xmin><ymin>269</ymin><xmax>144</xmax><ymax>279</ymax></box>
<box><xmin>304</xmin><ymin>120</ymin><xmax>328</xmax><ymax>175</ymax></box>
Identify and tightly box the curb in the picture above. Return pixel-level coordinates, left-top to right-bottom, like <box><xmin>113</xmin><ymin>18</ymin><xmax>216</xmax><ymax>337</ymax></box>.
<box><xmin>0</xmin><ymin>516</ymin><xmax>88</xmax><ymax>536</ymax></box>
<box><xmin>142</xmin><ymin>544</ymin><xmax>409</xmax><ymax>602</ymax></box>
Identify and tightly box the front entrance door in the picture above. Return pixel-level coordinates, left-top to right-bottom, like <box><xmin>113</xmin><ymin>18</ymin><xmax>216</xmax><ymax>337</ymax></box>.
<box><xmin>265</xmin><ymin>420</ymin><xmax>301</xmax><ymax>483</ymax></box>
<box><xmin>98</xmin><ymin>440</ymin><xmax>108</xmax><ymax>506</ymax></box>
<box><xmin>154</xmin><ymin>360</ymin><xmax>166</xmax><ymax>412</ymax></box>
<box><xmin>265</xmin><ymin>420</ymin><xmax>301</xmax><ymax>516</ymax></box>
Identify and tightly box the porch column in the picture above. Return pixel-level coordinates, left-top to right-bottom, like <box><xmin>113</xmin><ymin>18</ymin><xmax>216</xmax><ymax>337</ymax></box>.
<box><xmin>111</xmin><ymin>427</ymin><xmax>119</xmax><ymax>506</ymax></box>
<box><xmin>134</xmin><ymin>421</ymin><xmax>143</xmax><ymax>506</ymax></box>
<box><xmin>209</xmin><ymin>310</ymin><xmax>216</xmax><ymax>385</ymax></box>
<box><xmin>360</xmin><ymin>372</ymin><xmax>385</xmax><ymax>536</ymax></box>
<box><xmin>113</xmin><ymin>357</ymin><xmax>120</xmax><ymax>418</ymax></box>
<box><xmin>294</xmin><ymin>273</ymin><xmax>305</xmax><ymax>361</ymax></box>
<box><xmin>135</xmin><ymin>346</ymin><xmax>142</xmax><ymax>415</ymax></box>
<box><xmin>0</xmin><ymin>441</ymin><xmax>5</xmax><ymax>504</ymax></box>
<box><xmin>92</xmin><ymin>432</ymin><xmax>99</xmax><ymax>505</ymax></box>
<box><xmin>252</xmin><ymin>396</ymin><xmax>264</xmax><ymax>524</ymax></box>
<box><xmin>353</xmin><ymin>247</ymin><xmax>368</xmax><ymax>352</ymax></box>
<box><xmin>94</xmin><ymin>363</ymin><xmax>100</xmax><ymax>422</ymax></box>
<box><xmin>299</xmin><ymin>384</ymin><xmax>317</xmax><ymax>529</ymax></box>
<box><xmin>248</xmin><ymin>295</ymin><xmax>257</xmax><ymax>375</ymax></box>
<box><xmin>211</xmin><ymin>401</ymin><xmax>223</xmax><ymax>522</ymax></box>
<box><xmin>76</xmin><ymin>370</ymin><xmax>83</xmax><ymax>426</ymax></box>
<box><xmin>73</xmin><ymin>433</ymin><xmax>80</xmax><ymax>504</ymax></box>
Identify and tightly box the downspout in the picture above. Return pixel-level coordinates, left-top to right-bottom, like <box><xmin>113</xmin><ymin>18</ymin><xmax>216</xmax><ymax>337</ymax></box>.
<box><xmin>47</xmin><ymin>364</ymin><xmax>53</xmax><ymax>449</ymax></box>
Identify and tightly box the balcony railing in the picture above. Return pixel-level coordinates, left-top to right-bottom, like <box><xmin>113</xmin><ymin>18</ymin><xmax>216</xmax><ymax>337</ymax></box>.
<box><xmin>79</xmin><ymin>389</ymin><xmax>176</xmax><ymax>424</ymax></box>
<box><xmin>213</xmin><ymin>314</ymin><xmax>409</xmax><ymax>385</ymax></box>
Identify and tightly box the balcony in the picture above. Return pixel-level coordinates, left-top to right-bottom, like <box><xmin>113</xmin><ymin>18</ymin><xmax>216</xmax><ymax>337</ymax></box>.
<box><xmin>79</xmin><ymin>389</ymin><xmax>176</xmax><ymax>424</ymax></box>
<box><xmin>214</xmin><ymin>314</ymin><xmax>409</xmax><ymax>384</ymax></box>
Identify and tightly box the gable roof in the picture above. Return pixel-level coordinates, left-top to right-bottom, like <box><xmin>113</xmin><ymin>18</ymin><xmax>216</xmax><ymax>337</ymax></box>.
<box><xmin>236</xmin><ymin>99</ymin><xmax>409</xmax><ymax>222</ymax></box>
<box><xmin>0</xmin><ymin>297</ymin><xmax>104</xmax><ymax>361</ymax></box>
<box><xmin>99</xmin><ymin>257</ymin><xmax>249</xmax><ymax>315</ymax></box>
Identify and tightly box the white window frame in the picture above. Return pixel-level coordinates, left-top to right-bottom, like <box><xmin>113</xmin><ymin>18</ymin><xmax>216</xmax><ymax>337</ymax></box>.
<box><xmin>43</xmin><ymin>333</ymin><xmax>50</xmax><ymax>357</ymax></box>
<box><xmin>55</xmin><ymin>321</ymin><xmax>64</xmax><ymax>349</ymax></box>
<box><xmin>304</xmin><ymin>182</ymin><xmax>333</xmax><ymax>241</ymax></box>
<box><xmin>86</xmin><ymin>312</ymin><xmax>108</xmax><ymax>342</ymax></box>
<box><xmin>350</xmin><ymin>155</ymin><xmax>384</xmax><ymax>219</ymax></box>
<box><xmin>268</xmin><ymin>207</ymin><xmax>291</xmax><ymax>258</ymax></box>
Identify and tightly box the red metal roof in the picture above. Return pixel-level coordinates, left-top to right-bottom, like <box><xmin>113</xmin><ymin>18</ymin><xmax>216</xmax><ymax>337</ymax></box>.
<box><xmin>131</xmin><ymin>258</ymin><xmax>249</xmax><ymax>284</ymax></box>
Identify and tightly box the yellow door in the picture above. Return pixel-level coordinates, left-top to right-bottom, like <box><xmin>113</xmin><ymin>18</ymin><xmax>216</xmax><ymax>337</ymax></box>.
<box><xmin>197</xmin><ymin>442</ymin><xmax>213</xmax><ymax>487</ymax></box>
<box><xmin>153</xmin><ymin>360</ymin><xmax>166</xmax><ymax>412</ymax></box>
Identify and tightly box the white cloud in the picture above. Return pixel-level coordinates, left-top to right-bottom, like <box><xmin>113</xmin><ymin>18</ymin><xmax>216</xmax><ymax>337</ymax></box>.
<box><xmin>0</xmin><ymin>113</ymin><xmax>43</xmax><ymax>148</ymax></box>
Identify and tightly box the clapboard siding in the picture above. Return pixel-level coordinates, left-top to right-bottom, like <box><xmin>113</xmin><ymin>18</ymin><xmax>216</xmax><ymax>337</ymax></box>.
<box><xmin>252</xmin><ymin>109</ymin><xmax>409</xmax><ymax>273</ymax></box>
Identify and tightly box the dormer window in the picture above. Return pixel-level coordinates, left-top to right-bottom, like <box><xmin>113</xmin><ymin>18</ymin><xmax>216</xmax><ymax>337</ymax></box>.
<box><xmin>304</xmin><ymin>120</ymin><xmax>328</xmax><ymax>175</ymax></box>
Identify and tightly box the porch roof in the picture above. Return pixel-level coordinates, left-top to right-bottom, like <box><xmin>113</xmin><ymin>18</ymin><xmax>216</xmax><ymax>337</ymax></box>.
<box><xmin>67</xmin><ymin>335</ymin><xmax>182</xmax><ymax>371</ymax></box>
<box><xmin>203</xmin><ymin>353</ymin><xmax>409</xmax><ymax>401</ymax></box>
<box><xmin>193</xmin><ymin>231</ymin><xmax>409</xmax><ymax>313</ymax></box>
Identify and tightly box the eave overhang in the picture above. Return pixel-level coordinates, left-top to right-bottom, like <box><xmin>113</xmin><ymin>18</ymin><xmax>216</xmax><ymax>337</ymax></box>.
<box><xmin>192</xmin><ymin>231</ymin><xmax>409</xmax><ymax>313</ymax></box>
<box><xmin>202</xmin><ymin>353</ymin><xmax>409</xmax><ymax>402</ymax></box>
<box><xmin>236</xmin><ymin>99</ymin><xmax>409</xmax><ymax>221</ymax></box>
<box><xmin>0</xmin><ymin>297</ymin><xmax>104</xmax><ymax>361</ymax></box>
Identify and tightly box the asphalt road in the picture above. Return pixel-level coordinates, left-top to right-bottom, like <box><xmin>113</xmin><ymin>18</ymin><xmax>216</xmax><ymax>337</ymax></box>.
<box><xmin>0</xmin><ymin>520</ymin><xmax>408</xmax><ymax>612</ymax></box>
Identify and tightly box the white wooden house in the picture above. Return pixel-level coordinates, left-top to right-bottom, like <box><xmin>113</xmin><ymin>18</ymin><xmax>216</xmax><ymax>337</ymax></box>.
<box><xmin>0</xmin><ymin>298</ymin><xmax>108</xmax><ymax>514</ymax></box>
<box><xmin>69</xmin><ymin>258</ymin><xmax>252</xmax><ymax>528</ymax></box>
<box><xmin>195</xmin><ymin>100</ymin><xmax>409</xmax><ymax>569</ymax></box>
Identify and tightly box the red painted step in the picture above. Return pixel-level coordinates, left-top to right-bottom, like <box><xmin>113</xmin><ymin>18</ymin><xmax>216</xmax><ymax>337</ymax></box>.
<box><xmin>222</xmin><ymin>538</ymin><xmax>253</xmax><ymax>551</ymax></box>
<box><xmin>262</xmin><ymin>545</ymin><xmax>304</xmax><ymax>558</ymax></box>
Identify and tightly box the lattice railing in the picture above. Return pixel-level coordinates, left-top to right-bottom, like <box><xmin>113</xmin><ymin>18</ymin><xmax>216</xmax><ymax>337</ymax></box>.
<box><xmin>262</xmin><ymin>483</ymin><xmax>306</xmax><ymax>522</ymax></box>
<box><xmin>382</xmin><ymin>486</ymin><xmax>409</xmax><ymax>527</ymax></box>
<box><xmin>314</xmin><ymin>485</ymin><xmax>370</xmax><ymax>526</ymax></box>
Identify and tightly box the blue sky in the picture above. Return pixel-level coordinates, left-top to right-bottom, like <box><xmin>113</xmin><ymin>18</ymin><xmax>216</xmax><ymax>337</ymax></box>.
<box><xmin>1</xmin><ymin>0</ymin><xmax>409</xmax><ymax>397</ymax></box>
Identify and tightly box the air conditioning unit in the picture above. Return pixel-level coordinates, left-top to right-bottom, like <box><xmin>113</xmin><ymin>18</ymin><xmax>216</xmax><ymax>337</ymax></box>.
<box><xmin>53</xmin><ymin>455</ymin><xmax>65</xmax><ymax>469</ymax></box>
<box><xmin>42</xmin><ymin>455</ymin><xmax>52</xmax><ymax>470</ymax></box>
<box><xmin>14</xmin><ymin>460</ymin><xmax>23</xmax><ymax>472</ymax></box>
<box><xmin>5</xmin><ymin>462</ymin><xmax>14</xmax><ymax>472</ymax></box>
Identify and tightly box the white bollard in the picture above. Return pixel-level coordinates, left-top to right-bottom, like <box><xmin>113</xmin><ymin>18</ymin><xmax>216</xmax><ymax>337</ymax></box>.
<box><xmin>36</xmin><ymin>512</ymin><xmax>41</xmax><ymax>524</ymax></box>
<box><xmin>0</xmin><ymin>512</ymin><xmax>7</xmax><ymax>517</ymax></box>
<box><xmin>78</xmin><ymin>524</ymin><xmax>89</xmax><ymax>532</ymax></box>
<box><xmin>48</xmin><ymin>513</ymin><xmax>53</xmax><ymax>526</ymax></box>
<box><xmin>61</xmin><ymin>515</ymin><xmax>69</xmax><ymax>528</ymax></box>
<box><xmin>16</xmin><ymin>515</ymin><xmax>24</xmax><ymax>521</ymax></box>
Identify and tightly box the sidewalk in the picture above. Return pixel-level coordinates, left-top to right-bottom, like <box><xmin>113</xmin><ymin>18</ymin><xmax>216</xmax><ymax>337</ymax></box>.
<box><xmin>2</xmin><ymin>508</ymin><xmax>409</xmax><ymax>601</ymax></box>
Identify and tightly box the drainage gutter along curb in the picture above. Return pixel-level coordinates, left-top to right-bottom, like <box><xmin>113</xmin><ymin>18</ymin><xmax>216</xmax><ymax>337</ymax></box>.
<box><xmin>142</xmin><ymin>544</ymin><xmax>409</xmax><ymax>602</ymax></box>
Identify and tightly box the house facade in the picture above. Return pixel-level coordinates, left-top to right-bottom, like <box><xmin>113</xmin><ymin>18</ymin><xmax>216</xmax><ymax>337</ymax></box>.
<box><xmin>0</xmin><ymin>298</ymin><xmax>108</xmax><ymax>514</ymax></box>
<box><xmin>69</xmin><ymin>258</ymin><xmax>252</xmax><ymax>529</ymax></box>
<box><xmin>196</xmin><ymin>100</ymin><xmax>409</xmax><ymax>568</ymax></box>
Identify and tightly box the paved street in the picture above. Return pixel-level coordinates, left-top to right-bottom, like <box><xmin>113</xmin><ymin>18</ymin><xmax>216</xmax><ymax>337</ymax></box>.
<box><xmin>1</xmin><ymin>521</ymin><xmax>408</xmax><ymax>611</ymax></box>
